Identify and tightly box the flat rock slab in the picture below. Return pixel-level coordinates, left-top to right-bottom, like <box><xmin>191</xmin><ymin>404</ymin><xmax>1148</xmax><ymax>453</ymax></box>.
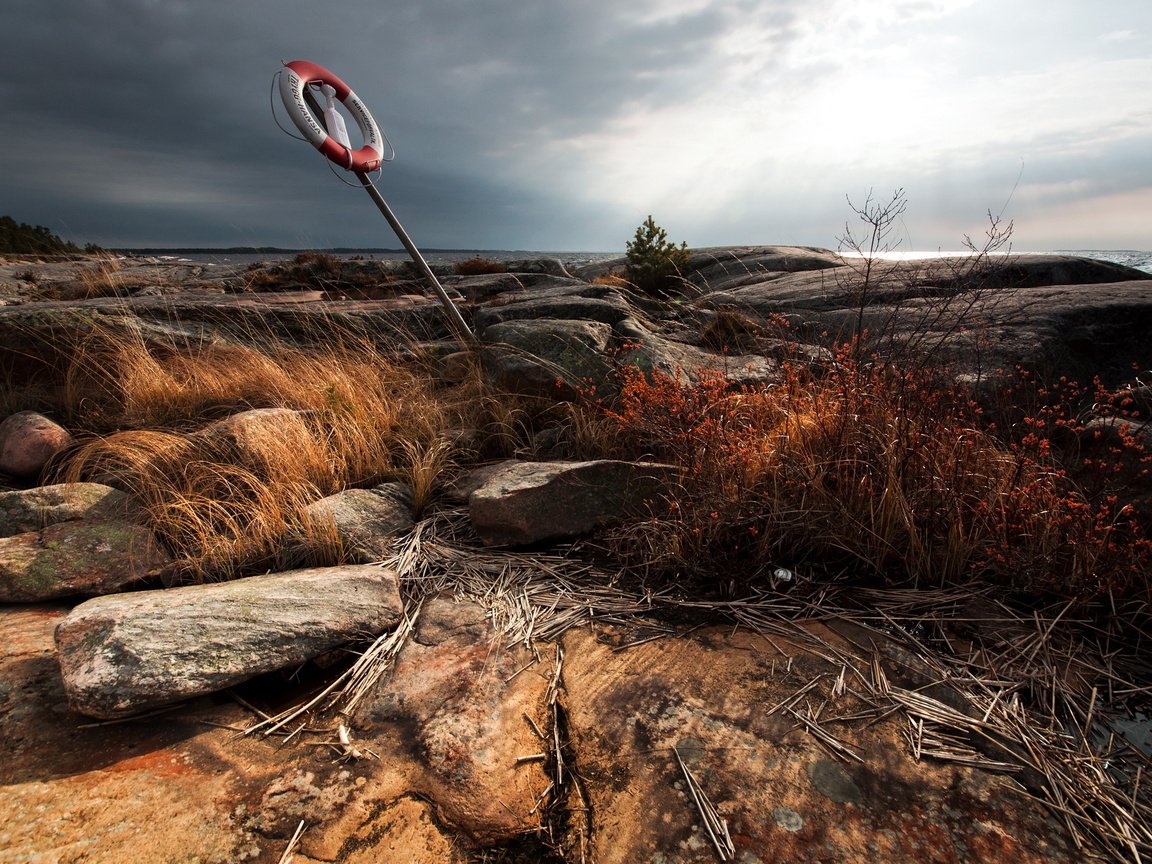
<box><xmin>559</xmin><ymin>625</ymin><xmax>1076</xmax><ymax>864</ymax></box>
<box><xmin>351</xmin><ymin>596</ymin><xmax>551</xmax><ymax>846</ymax></box>
<box><xmin>55</xmin><ymin>564</ymin><xmax>403</xmax><ymax>718</ymax></box>
<box><xmin>475</xmin><ymin>292</ymin><xmax>633</xmax><ymax>330</ymax></box>
<box><xmin>0</xmin><ymin>481</ymin><xmax>133</xmax><ymax>537</ymax></box>
<box><xmin>467</xmin><ymin>459</ymin><xmax>680</xmax><ymax>546</ymax></box>
<box><xmin>0</xmin><ymin>519</ymin><xmax>169</xmax><ymax>602</ymax></box>
<box><xmin>0</xmin><ymin>603</ymin><xmax>297</xmax><ymax>864</ymax></box>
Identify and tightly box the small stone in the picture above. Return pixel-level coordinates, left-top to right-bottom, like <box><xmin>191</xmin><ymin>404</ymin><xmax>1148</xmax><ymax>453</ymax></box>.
<box><xmin>0</xmin><ymin>411</ymin><xmax>73</xmax><ymax>478</ymax></box>
<box><xmin>808</xmin><ymin>758</ymin><xmax>864</xmax><ymax>806</ymax></box>
<box><xmin>773</xmin><ymin>807</ymin><xmax>804</xmax><ymax>833</ymax></box>
<box><xmin>468</xmin><ymin>459</ymin><xmax>679</xmax><ymax>547</ymax></box>
<box><xmin>301</xmin><ymin>484</ymin><xmax>414</xmax><ymax>562</ymax></box>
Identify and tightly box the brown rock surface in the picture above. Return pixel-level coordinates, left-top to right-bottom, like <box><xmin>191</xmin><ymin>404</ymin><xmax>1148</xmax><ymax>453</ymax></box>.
<box><xmin>288</xmin><ymin>796</ymin><xmax>467</xmax><ymax>864</ymax></box>
<box><xmin>0</xmin><ymin>604</ymin><xmax>284</xmax><ymax>863</ymax></box>
<box><xmin>0</xmin><ymin>601</ymin><xmax>532</xmax><ymax>863</ymax></box>
<box><xmin>352</xmin><ymin>596</ymin><xmax>553</xmax><ymax>845</ymax></box>
<box><xmin>0</xmin><ymin>597</ymin><xmax>1098</xmax><ymax>863</ymax></box>
<box><xmin>559</xmin><ymin>624</ymin><xmax>1076</xmax><ymax>864</ymax></box>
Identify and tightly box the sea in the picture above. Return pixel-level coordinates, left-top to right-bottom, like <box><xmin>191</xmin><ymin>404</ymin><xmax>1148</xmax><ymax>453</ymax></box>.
<box><xmin>140</xmin><ymin>248</ymin><xmax>1152</xmax><ymax>276</ymax></box>
<box><xmin>827</xmin><ymin>249</ymin><xmax>1152</xmax><ymax>275</ymax></box>
<box><xmin>1053</xmin><ymin>249</ymin><xmax>1152</xmax><ymax>274</ymax></box>
<box><xmin>142</xmin><ymin>249</ymin><xmax>620</xmax><ymax>270</ymax></box>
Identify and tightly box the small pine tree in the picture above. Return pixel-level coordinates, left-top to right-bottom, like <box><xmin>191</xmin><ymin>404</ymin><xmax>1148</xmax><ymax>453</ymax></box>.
<box><xmin>625</xmin><ymin>215</ymin><xmax>690</xmax><ymax>295</ymax></box>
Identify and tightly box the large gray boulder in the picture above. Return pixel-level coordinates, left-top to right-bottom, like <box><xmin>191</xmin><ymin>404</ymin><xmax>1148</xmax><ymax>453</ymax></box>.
<box><xmin>55</xmin><ymin>564</ymin><xmax>403</xmax><ymax>719</ymax></box>
<box><xmin>0</xmin><ymin>482</ymin><xmax>132</xmax><ymax>537</ymax></box>
<box><xmin>503</xmin><ymin>257</ymin><xmax>573</xmax><ymax>277</ymax></box>
<box><xmin>301</xmin><ymin>483</ymin><xmax>414</xmax><ymax>562</ymax></box>
<box><xmin>570</xmin><ymin>245</ymin><xmax>843</xmax><ymax>290</ymax></box>
<box><xmin>698</xmin><ymin>255</ymin><xmax>1152</xmax><ymax>386</ymax></box>
<box><xmin>475</xmin><ymin>292</ymin><xmax>633</xmax><ymax>330</ymax></box>
<box><xmin>613</xmin><ymin>316</ymin><xmax>779</xmax><ymax>387</ymax></box>
<box><xmin>480</xmin><ymin>318</ymin><xmax>614</xmax><ymax>399</ymax></box>
<box><xmin>0</xmin><ymin>520</ymin><xmax>170</xmax><ymax>602</ymax></box>
<box><xmin>467</xmin><ymin>459</ymin><xmax>679</xmax><ymax>546</ymax></box>
<box><xmin>683</xmin><ymin>245</ymin><xmax>845</xmax><ymax>293</ymax></box>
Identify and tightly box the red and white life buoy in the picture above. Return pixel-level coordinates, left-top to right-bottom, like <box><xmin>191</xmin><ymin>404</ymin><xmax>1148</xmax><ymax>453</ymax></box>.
<box><xmin>279</xmin><ymin>60</ymin><xmax>384</xmax><ymax>173</ymax></box>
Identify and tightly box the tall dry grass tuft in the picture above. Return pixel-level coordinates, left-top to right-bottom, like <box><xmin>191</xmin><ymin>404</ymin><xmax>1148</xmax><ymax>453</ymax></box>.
<box><xmin>442</xmin><ymin>356</ymin><xmax>564</xmax><ymax>460</ymax></box>
<box><xmin>592</xmin><ymin>273</ymin><xmax>631</xmax><ymax>289</ymax></box>
<box><xmin>396</xmin><ymin>438</ymin><xmax>455</xmax><ymax>516</ymax></box>
<box><xmin>48</xmin><ymin>321</ymin><xmax>459</xmax><ymax>580</ymax></box>
<box><xmin>55</xmin><ymin>422</ymin><xmax>338</xmax><ymax>581</ymax></box>
<box><xmin>452</xmin><ymin>256</ymin><xmax>507</xmax><ymax>276</ymax></box>
<box><xmin>75</xmin><ymin>254</ymin><xmax>128</xmax><ymax>298</ymax></box>
<box><xmin>57</xmin><ymin>323</ymin><xmax>441</xmax><ymax>439</ymax></box>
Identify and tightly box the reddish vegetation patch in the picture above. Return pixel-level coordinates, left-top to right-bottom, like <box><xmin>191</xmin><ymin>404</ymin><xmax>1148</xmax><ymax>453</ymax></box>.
<box><xmin>453</xmin><ymin>256</ymin><xmax>508</xmax><ymax>276</ymax></box>
<box><xmin>588</xmin><ymin>350</ymin><xmax>1152</xmax><ymax>600</ymax></box>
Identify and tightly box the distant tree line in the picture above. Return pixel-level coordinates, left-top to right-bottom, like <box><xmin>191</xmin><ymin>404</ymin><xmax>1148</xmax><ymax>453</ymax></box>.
<box><xmin>0</xmin><ymin>216</ymin><xmax>101</xmax><ymax>255</ymax></box>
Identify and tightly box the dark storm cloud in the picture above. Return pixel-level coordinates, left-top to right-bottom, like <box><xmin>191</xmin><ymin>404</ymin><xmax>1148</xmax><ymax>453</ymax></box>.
<box><xmin>0</xmin><ymin>0</ymin><xmax>834</xmax><ymax>248</ymax></box>
<box><xmin>0</xmin><ymin>0</ymin><xmax>803</xmax><ymax>248</ymax></box>
<box><xmin>2</xmin><ymin>0</ymin><xmax>1148</xmax><ymax>250</ymax></box>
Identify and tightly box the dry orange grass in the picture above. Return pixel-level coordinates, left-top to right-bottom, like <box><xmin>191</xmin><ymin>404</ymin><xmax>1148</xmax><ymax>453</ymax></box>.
<box><xmin>73</xmin><ymin>254</ymin><xmax>128</xmax><ymax>299</ymax></box>
<box><xmin>592</xmin><ymin>273</ymin><xmax>630</xmax><ymax>288</ymax></box>
<box><xmin>22</xmin><ymin>303</ymin><xmax>1148</xmax><ymax>599</ymax></box>
<box><xmin>49</xmin><ymin>322</ymin><xmax>456</xmax><ymax>580</ymax></box>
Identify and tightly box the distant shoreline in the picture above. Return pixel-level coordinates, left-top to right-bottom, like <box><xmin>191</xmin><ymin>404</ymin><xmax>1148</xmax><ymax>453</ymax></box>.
<box><xmin>110</xmin><ymin>246</ymin><xmax>1151</xmax><ymax>276</ymax></box>
<box><xmin>113</xmin><ymin>247</ymin><xmax>615</xmax><ymax>256</ymax></box>
<box><xmin>113</xmin><ymin>248</ymin><xmax>625</xmax><ymax>269</ymax></box>
<box><xmin>8</xmin><ymin>246</ymin><xmax>1148</xmax><ymax>276</ymax></box>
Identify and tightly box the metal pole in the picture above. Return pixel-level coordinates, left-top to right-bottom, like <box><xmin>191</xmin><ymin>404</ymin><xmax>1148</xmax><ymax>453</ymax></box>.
<box><xmin>353</xmin><ymin>171</ymin><xmax>477</xmax><ymax>349</ymax></box>
<box><xmin>301</xmin><ymin>87</ymin><xmax>476</xmax><ymax>349</ymax></box>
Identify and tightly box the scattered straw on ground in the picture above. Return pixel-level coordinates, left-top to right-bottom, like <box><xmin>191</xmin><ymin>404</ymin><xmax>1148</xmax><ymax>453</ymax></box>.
<box><xmin>240</xmin><ymin>505</ymin><xmax>1152</xmax><ymax>863</ymax></box>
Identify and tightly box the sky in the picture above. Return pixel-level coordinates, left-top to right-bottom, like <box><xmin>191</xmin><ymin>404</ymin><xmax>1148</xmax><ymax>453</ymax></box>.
<box><xmin>1</xmin><ymin>0</ymin><xmax>1149</xmax><ymax>252</ymax></box>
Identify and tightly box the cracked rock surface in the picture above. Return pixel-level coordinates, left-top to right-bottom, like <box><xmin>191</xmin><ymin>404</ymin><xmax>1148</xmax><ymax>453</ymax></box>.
<box><xmin>558</xmin><ymin>624</ymin><xmax>1077</xmax><ymax>864</ymax></box>
<box><xmin>2</xmin><ymin>599</ymin><xmax>1083</xmax><ymax>863</ymax></box>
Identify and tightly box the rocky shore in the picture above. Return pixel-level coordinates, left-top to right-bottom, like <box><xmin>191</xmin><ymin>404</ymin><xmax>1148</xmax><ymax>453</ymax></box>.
<box><xmin>1</xmin><ymin>248</ymin><xmax>1150</xmax><ymax>862</ymax></box>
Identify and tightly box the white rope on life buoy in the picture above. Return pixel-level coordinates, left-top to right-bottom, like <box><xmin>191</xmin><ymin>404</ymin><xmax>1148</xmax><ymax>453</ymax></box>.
<box><xmin>278</xmin><ymin>59</ymin><xmax>385</xmax><ymax>173</ymax></box>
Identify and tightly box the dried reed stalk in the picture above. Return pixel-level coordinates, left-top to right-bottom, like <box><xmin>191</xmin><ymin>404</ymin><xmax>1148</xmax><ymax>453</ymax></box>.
<box><xmin>240</xmin><ymin>506</ymin><xmax>1152</xmax><ymax>863</ymax></box>
<box><xmin>673</xmin><ymin>746</ymin><xmax>735</xmax><ymax>861</ymax></box>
